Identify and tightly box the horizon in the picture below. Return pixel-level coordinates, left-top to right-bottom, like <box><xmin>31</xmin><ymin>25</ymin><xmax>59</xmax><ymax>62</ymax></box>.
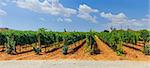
<box><xmin>0</xmin><ymin>27</ymin><xmax>149</xmax><ymax>32</ymax></box>
<box><xmin>0</xmin><ymin>0</ymin><xmax>149</xmax><ymax>31</ymax></box>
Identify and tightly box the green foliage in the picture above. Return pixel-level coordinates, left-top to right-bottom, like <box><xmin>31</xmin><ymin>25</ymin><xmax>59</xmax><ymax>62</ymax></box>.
<box><xmin>85</xmin><ymin>33</ymin><xmax>97</xmax><ymax>54</ymax></box>
<box><xmin>0</xmin><ymin>33</ymin><xmax>6</xmax><ymax>45</ymax></box>
<box><xmin>85</xmin><ymin>34</ymin><xmax>91</xmax><ymax>53</ymax></box>
<box><xmin>116</xmin><ymin>41</ymin><xmax>124</xmax><ymax>56</ymax></box>
<box><xmin>97</xmin><ymin>30</ymin><xmax>149</xmax><ymax>55</ymax></box>
<box><xmin>0</xmin><ymin>29</ymin><xmax>87</xmax><ymax>54</ymax></box>
<box><xmin>33</xmin><ymin>47</ymin><xmax>41</xmax><ymax>55</ymax></box>
<box><xmin>61</xmin><ymin>32</ymin><xmax>86</xmax><ymax>55</ymax></box>
<box><xmin>0</xmin><ymin>28</ymin><xmax>148</xmax><ymax>56</ymax></box>
<box><xmin>98</xmin><ymin>30</ymin><xmax>125</xmax><ymax>55</ymax></box>
<box><xmin>4</xmin><ymin>33</ymin><xmax>16</xmax><ymax>54</ymax></box>
<box><xmin>62</xmin><ymin>42</ymin><xmax>68</xmax><ymax>55</ymax></box>
<box><xmin>32</xmin><ymin>43</ymin><xmax>41</xmax><ymax>55</ymax></box>
<box><xmin>143</xmin><ymin>44</ymin><xmax>150</xmax><ymax>55</ymax></box>
<box><xmin>139</xmin><ymin>30</ymin><xmax>150</xmax><ymax>43</ymax></box>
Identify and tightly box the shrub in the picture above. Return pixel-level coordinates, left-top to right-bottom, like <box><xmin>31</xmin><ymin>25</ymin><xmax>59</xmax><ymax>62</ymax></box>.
<box><xmin>62</xmin><ymin>45</ymin><xmax>68</xmax><ymax>55</ymax></box>
<box><xmin>33</xmin><ymin>47</ymin><xmax>41</xmax><ymax>55</ymax></box>
<box><xmin>32</xmin><ymin>43</ymin><xmax>41</xmax><ymax>55</ymax></box>
<box><xmin>143</xmin><ymin>44</ymin><xmax>150</xmax><ymax>55</ymax></box>
<box><xmin>5</xmin><ymin>34</ymin><xmax>16</xmax><ymax>54</ymax></box>
<box><xmin>140</xmin><ymin>30</ymin><xmax>150</xmax><ymax>44</ymax></box>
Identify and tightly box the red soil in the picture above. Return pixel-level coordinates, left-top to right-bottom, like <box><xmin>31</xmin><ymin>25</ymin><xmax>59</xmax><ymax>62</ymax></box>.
<box><xmin>122</xmin><ymin>46</ymin><xmax>150</xmax><ymax>61</ymax></box>
<box><xmin>0</xmin><ymin>37</ymin><xmax>150</xmax><ymax>61</ymax></box>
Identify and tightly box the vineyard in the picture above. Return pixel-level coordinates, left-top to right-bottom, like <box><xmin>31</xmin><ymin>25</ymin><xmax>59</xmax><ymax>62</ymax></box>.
<box><xmin>0</xmin><ymin>28</ymin><xmax>150</xmax><ymax>61</ymax></box>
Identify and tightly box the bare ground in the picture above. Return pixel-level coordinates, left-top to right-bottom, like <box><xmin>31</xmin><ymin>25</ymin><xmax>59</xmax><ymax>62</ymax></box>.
<box><xmin>0</xmin><ymin>37</ymin><xmax>150</xmax><ymax>61</ymax></box>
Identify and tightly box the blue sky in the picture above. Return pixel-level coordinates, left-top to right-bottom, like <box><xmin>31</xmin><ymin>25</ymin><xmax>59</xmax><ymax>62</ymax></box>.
<box><xmin>0</xmin><ymin>0</ymin><xmax>149</xmax><ymax>31</ymax></box>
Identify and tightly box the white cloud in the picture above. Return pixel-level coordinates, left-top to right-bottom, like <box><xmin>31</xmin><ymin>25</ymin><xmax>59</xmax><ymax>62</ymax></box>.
<box><xmin>0</xmin><ymin>0</ymin><xmax>7</xmax><ymax>17</ymax></box>
<box><xmin>77</xmin><ymin>4</ymin><xmax>98</xmax><ymax>23</ymax></box>
<box><xmin>0</xmin><ymin>9</ymin><xmax>7</xmax><ymax>17</ymax></box>
<box><xmin>100</xmin><ymin>12</ymin><xmax>150</xmax><ymax>29</ymax></box>
<box><xmin>13</xmin><ymin>1</ymin><xmax>100</xmax><ymax>23</ymax></box>
<box><xmin>100</xmin><ymin>12</ymin><xmax>127</xmax><ymax>24</ymax></box>
<box><xmin>40</xmin><ymin>17</ymin><xmax>46</xmax><ymax>21</ymax></box>
<box><xmin>57</xmin><ymin>17</ymin><xmax>63</xmax><ymax>22</ymax></box>
<box><xmin>128</xmin><ymin>17</ymin><xmax>150</xmax><ymax>27</ymax></box>
<box><xmin>14</xmin><ymin>0</ymin><xmax>77</xmax><ymax>17</ymax></box>
<box><xmin>57</xmin><ymin>17</ymin><xmax>72</xmax><ymax>23</ymax></box>
<box><xmin>64</xmin><ymin>18</ymin><xmax>72</xmax><ymax>22</ymax></box>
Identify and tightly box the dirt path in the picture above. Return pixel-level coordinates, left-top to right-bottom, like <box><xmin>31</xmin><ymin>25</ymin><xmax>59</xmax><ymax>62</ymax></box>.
<box><xmin>94</xmin><ymin>35</ymin><xmax>121</xmax><ymax>60</ymax></box>
<box><xmin>136</xmin><ymin>41</ymin><xmax>145</xmax><ymax>47</ymax></box>
<box><xmin>123</xmin><ymin>43</ymin><xmax>143</xmax><ymax>51</ymax></box>
<box><xmin>0</xmin><ymin>51</ymin><xmax>35</xmax><ymax>60</ymax></box>
<box><xmin>66</xmin><ymin>41</ymin><xmax>92</xmax><ymax>60</ymax></box>
<box><xmin>122</xmin><ymin>45</ymin><xmax>150</xmax><ymax>61</ymax></box>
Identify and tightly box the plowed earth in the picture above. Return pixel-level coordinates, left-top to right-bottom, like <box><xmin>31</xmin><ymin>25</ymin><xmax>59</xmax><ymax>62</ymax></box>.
<box><xmin>0</xmin><ymin>36</ymin><xmax>150</xmax><ymax>61</ymax></box>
